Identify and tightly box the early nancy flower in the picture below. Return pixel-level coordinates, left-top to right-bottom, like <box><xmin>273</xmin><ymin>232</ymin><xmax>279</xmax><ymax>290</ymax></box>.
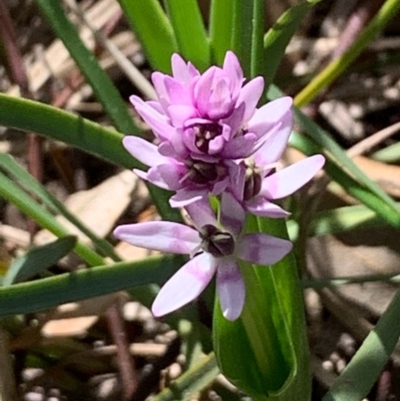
<box><xmin>113</xmin><ymin>192</ymin><xmax>292</xmax><ymax>321</ymax></box>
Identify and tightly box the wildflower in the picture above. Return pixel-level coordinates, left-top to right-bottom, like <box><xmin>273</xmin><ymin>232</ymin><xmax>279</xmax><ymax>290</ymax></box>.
<box><xmin>113</xmin><ymin>193</ymin><xmax>292</xmax><ymax>320</ymax></box>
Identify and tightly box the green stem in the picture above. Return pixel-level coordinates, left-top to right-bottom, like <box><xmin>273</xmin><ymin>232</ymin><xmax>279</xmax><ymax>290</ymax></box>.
<box><xmin>295</xmin><ymin>0</ymin><xmax>400</xmax><ymax>106</ymax></box>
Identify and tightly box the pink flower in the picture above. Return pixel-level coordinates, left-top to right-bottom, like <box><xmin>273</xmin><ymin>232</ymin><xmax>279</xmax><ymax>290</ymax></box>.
<box><xmin>113</xmin><ymin>193</ymin><xmax>292</xmax><ymax>320</ymax></box>
<box><xmin>129</xmin><ymin>51</ymin><xmax>268</xmax><ymax>161</ymax></box>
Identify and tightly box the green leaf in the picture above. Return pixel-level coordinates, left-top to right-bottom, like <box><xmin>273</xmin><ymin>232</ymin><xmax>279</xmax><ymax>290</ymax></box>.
<box><xmin>152</xmin><ymin>353</ymin><xmax>219</xmax><ymax>401</ymax></box>
<box><xmin>268</xmin><ymin>85</ymin><xmax>400</xmax><ymax>229</ymax></box>
<box><xmin>34</xmin><ymin>0</ymin><xmax>140</xmax><ymax>136</ymax></box>
<box><xmin>164</xmin><ymin>0</ymin><xmax>210</xmax><ymax>71</ymax></box>
<box><xmin>0</xmin><ymin>171</ymin><xmax>104</xmax><ymax>267</ymax></box>
<box><xmin>231</xmin><ymin>0</ymin><xmax>255</xmax><ymax>77</ymax></box>
<box><xmin>0</xmin><ymin>153</ymin><xmax>119</xmax><ymax>261</ymax></box>
<box><xmin>210</xmin><ymin>0</ymin><xmax>235</xmax><ymax>64</ymax></box>
<box><xmin>250</xmin><ymin>0</ymin><xmax>265</xmax><ymax>79</ymax></box>
<box><xmin>117</xmin><ymin>0</ymin><xmax>177</xmax><ymax>73</ymax></box>
<box><xmin>213</xmin><ymin>217</ymin><xmax>310</xmax><ymax>401</ymax></box>
<box><xmin>263</xmin><ymin>0</ymin><xmax>322</xmax><ymax>89</ymax></box>
<box><xmin>372</xmin><ymin>141</ymin><xmax>400</xmax><ymax>163</ymax></box>
<box><xmin>3</xmin><ymin>236</ymin><xmax>77</xmax><ymax>286</ymax></box>
<box><xmin>0</xmin><ymin>94</ymin><xmax>181</xmax><ymax>223</ymax></box>
<box><xmin>322</xmin><ymin>289</ymin><xmax>400</xmax><ymax>401</ymax></box>
<box><xmin>0</xmin><ymin>255</ymin><xmax>179</xmax><ymax>316</ymax></box>
<box><xmin>295</xmin><ymin>0</ymin><xmax>400</xmax><ymax>107</ymax></box>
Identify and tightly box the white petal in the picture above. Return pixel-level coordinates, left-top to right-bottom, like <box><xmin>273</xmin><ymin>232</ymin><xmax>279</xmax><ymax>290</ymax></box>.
<box><xmin>217</xmin><ymin>259</ymin><xmax>245</xmax><ymax>321</ymax></box>
<box><xmin>185</xmin><ymin>198</ymin><xmax>217</xmax><ymax>228</ymax></box>
<box><xmin>220</xmin><ymin>192</ymin><xmax>245</xmax><ymax>236</ymax></box>
<box><xmin>246</xmin><ymin>197</ymin><xmax>291</xmax><ymax>218</ymax></box>
<box><xmin>152</xmin><ymin>253</ymin><xmax>217</xmax><ymax>317</ymax></box>
<box><xmin>237</xmin><ymin>234</ymin><xmax>292</xmax><ymax>266</ymax></box>
<box><xmin>260</xmin><ymin>155</ymin><xmax>325</xmax><ymax>199</ymax></box>
<box><xmin>113</xmin><ymin>222</ymin><xmax>199</xmax><ymax>254</ymax></box>
<box><xmin>123</xmin><ymin>136</ymin><xmax>167</xmax><ymax>167</ymax></box>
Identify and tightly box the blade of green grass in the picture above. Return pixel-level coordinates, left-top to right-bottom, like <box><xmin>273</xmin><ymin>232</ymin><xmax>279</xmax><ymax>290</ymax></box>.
<box><xmin>250</xmin><ymin>0</ymin><xmax>265</xmax><ymax>79</ymax></box>
<box><xmin>0</xmin><ymin>94</ymin><xmax>181</xmax><ymax>222</ymax></box>
<box><xmin>3</xmin><ymin>236</ymin><xmax>77</xmax><ymax>286</ymax></box>
<box><xmin>263</xmin><ymin>0</ymin><xmax>322</xmax><ymax>88</ymax></box>
<box><xmin>34</xmin><ymin>0</ymin><xmax>140</xmax><ymax>136</ymax></box>
<box><xmin>231</xmin><ymin>0</ymin><xmax>255</xmax><ymax>77</ymax></box>
<box><xmin>164</xmin><ymin>0</ymin><xmax>210</xmax><ymax>71</ymax></box>
<box><xmin>322</xmin><ymin>289</ymin><xmax>400</xmax><ymax>401</ymax></box>
<box><xmin>0</xmin><ymin>153</ymin><xmax>119</xmax><ymax>261</ymax></box>
<box><xmin>295</xmin><ymin>0</ymin><xmax>400</xmax><ymax>107</ymax></box>
<box><xmin>117</xmin><ymin>0</ymin><xmax>177</xmax><ymax>73</ymax></box>
<box><xmin>0</xmin><ymin>255</ymin><xmax>178</xmax><ymax>316</ymax></box>
<box><xmin>152</xmin><ymin>353</ymin><xmax>219</xmax><ymax>401</ymax></box>
<box><xmin>372</xmin><ymin>141</ymin><xmax>400</xmax><ymax>163</ymax></box>
<box><xmin>209</xmin><ymin>0</ymin><xmax>235</xmax><ymax>64</ymax></box>
<box><xmin>0</xmin><ymin>171</ymin><xmax>104</xmax><ymax>266</ymax></box>
<box><xmin>268</xmin><ymin>85</ymin><xmax>400</xmax><ymax>228</ymax></box>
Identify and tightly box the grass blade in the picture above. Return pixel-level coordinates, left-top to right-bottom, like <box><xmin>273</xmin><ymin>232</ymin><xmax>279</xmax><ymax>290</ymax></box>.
<box><xmin>117</xmin><ymin>0</ymin><xmax>177</xmax><ymax>73</ymax></box>
<box><xmin>0</xmin><ymin>94</ymin><xmax>181</xmax><ymax>222</ymax></box>
<box><xmin>34</xmin><ymin>0</ymin><xmax>140</xmax><ymax>136</ymax></box>
<box><xmin>164</xmin><ymin>0</ymin><xmax>210</xmax><ymax>70</ymax></box>
<box><xmin>0</xmin><ymin>255</ymin><xmax>178</xmax><ymax>316</ymax></box>
<box><xmin>322</xmin><ymin>289</ymin><xmax>400</xmax><ymax>401</ymax></box>
<box><xmin>209</xmin><ymin>0</ymin><xmax>235</xmax><ymax>64</ymax></box>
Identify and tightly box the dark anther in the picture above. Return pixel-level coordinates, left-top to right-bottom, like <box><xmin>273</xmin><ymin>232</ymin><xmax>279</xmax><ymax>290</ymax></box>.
<box><xmin>185</xmin><ymin>160</ymin><xmax>225</xmax><ymax>185</ymax></box>
<box><xmin>199</xmin><ymin>224</ymin><xmax>235</xmax><ymax>257</ymax></box>
<box><xmin>193</xmin><ymin>123</ymin><xmax>223</xmax><ymax>153</ymax></box>
<box><xmin>243</xmin><ymin>170</ymin><xmax>262</xmax><ymax>201</ymax></box>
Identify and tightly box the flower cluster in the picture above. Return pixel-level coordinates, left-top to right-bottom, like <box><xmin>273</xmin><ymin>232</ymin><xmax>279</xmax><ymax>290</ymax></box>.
<box><xmin>114</xmin><ymin>52</ymin><xmax>325</xmax><ymax>320</ymax></box>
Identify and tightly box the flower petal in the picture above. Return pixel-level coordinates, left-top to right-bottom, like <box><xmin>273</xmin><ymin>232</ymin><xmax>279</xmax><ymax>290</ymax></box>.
<box><xmin>260</xmin><ymin>155</ymin><xmax>325</xmax><ymax>199</ymax></box>
<box><xmin>169</xmin><ymin>188</ymin><xmax>207</xmax><ymax>208</ymax></box>
<box><xmin>123</xmin><ymin>136</ymin><xmax>167</xmax><ymax>167</ymax></box>
<box><xmin>113</xmin><ymin>222</ymin><xmax>199</xmax><ymax>254</ymax></box>
<box><xmin>152</xmin><ymin>253</ymin><xmax>217</xmax><ymax>317</ymax></box>
<box><xmin>216</xmin><ymin>259</ymin><xmax>245</xmax><ymax>321</ymax></box>
<box><xmin>221</xmin><ymin>192</ymin><xmax>245</xmax><ymax>236</ymax></box>
<box><xmin>237</xmin><ymin>234</ymin><xmax>292</xmax><ymax>265</ymax></box>
<box><xmin>246</xmin><ymin>197</ymin><xmax>291</xmax><ymax>218</ymax></box>
<box><xmin>237</xmin><ymin>76</ymin><xmax>264</xmax><ymax>121</ymax></box>
<box><xmin>185</xmin><ymin>198</ymin><xmax>218</xmax><ymax>228</ymax></box>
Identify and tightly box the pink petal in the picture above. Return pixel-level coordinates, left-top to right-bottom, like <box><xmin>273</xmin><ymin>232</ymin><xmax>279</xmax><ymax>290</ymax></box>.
<box><xmin>113</xmin><ymin>222</ymin><xmax>199</xmax><ymax>254</ymax></box>
<box><xmin>247</xmin><ymin>97</ymin><xmax>293</xmax><ymax>140</ymax></box>
<box><xmin>237</xmin><ymin>77</ymin><xmax>264</xmax><ymax>121</ymax></box>
<box><xmin>169</xmin><ymin>188</ymin><xmax>207</xmax><ymax>208</ymax></box>
<box><xmin>171</xmin><ymin>53</ymin><xmax>199</xmax><ymax>84</ymax></box>
<box><xmin>221</xmin><ymin>192</ymin><xmax>245</xmax><ymax>236</ymax></box>
<box><xmin>216</xmin><ymin>259</ymin><xmax>245</xmax><ymax>320</ymax></box>
<box><xmin>252</xmin><ymin>110</ymin><xmax>293</xmax><ymax>165</ymax></box>
<box><xmin>167</xmin><ymin>105</ymin><xmax>198</xmax><ymax>127</ymax></box>
<box><xmin>130</xmin><ymin>95</ymin><xmax>175</xmax><ymax>141</ymax></box>
<box><xmin>133</xmin><ymin>167</ymin><xmax>170</xmax><ymax>190</ymax></box>
<box><xmin>222</xmin><ymin>133</ymin><xmax>257</xmax><ymax>159</ymax></box>
<box><xmin>123</xmin><ymin>136</ymin><xmax>167</xmax><ymax>167</ymax></box>
<box><xmin>152</xmin><ymin>253</ymin><xmax>217</xmax><ymax>317</ymax></box>
<box><xmin>185</xmin><ymin>198</ymin><xmax>217</xmax><ymax>228</ymax></box>
<box><xmin>223</xmin><ymin>51</ymin><xmax>243</xmax><ymax>100</ymax></box>
<box><xmin>260</xmin><ymin>155</ymin><xmax>325</xmax><ymax>199</ymax></box>
<box><xmin>237</xmin><ymin>234</ymin><xmax>293</xmax><ymax>266</ymax></box>
<box><xmin>246</xmin><ymin>197</ymin><xmax>291</xmax><ymax>218</ymax></box>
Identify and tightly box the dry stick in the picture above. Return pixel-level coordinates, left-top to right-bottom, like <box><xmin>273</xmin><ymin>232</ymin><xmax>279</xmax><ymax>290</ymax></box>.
<box><xmin>105</xmin><ymin>301</ymin><xmax>138</xmax><ymax>400</ymax></box>
<box><xmin>66</xmin><ymin>0</ymin><xmax>157</xmax><ymax>100</ymax></box>
<box><xmin>297</xmin><ymin>0</ymin><xmax>393</xmax><ymax>364</ymax></box>
<box><xmin>0</xmin><ymin>2</ymin><xmax>43</xmax><ymax>237</ymax></box>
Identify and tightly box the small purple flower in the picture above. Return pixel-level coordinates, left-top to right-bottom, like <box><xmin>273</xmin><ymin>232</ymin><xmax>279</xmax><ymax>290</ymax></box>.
<box><xmin>113</xmin><ymin>193</ymin><xmax>292</xmax><ymax>320</ymax></box>
<box><xmin>129</xmin><ymin>51</ymin><xmax>268</xmax><ymax>161</ymax></box>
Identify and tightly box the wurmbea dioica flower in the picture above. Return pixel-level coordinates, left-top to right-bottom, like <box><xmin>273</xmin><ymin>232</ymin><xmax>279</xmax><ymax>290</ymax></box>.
<box><xmin>114</xmin><ymin>193</ymin><xmax>293</xmax><ymax>320</ymax></box>
<box><xmin>115</xmin><ymin>51</ymin><xmax>325</xmax><ymax>320</ymax></box>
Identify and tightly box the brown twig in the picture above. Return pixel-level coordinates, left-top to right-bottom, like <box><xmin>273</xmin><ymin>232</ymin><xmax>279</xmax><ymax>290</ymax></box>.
<box><xmin>105</xmin><ymin>300</ymin><xmax>138</xmax><ymax>400</ymax></box>
<box><xmin>0</xmin><ymin>2</ymin><xmax>43</xmax><ymax>237</ymax></box>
